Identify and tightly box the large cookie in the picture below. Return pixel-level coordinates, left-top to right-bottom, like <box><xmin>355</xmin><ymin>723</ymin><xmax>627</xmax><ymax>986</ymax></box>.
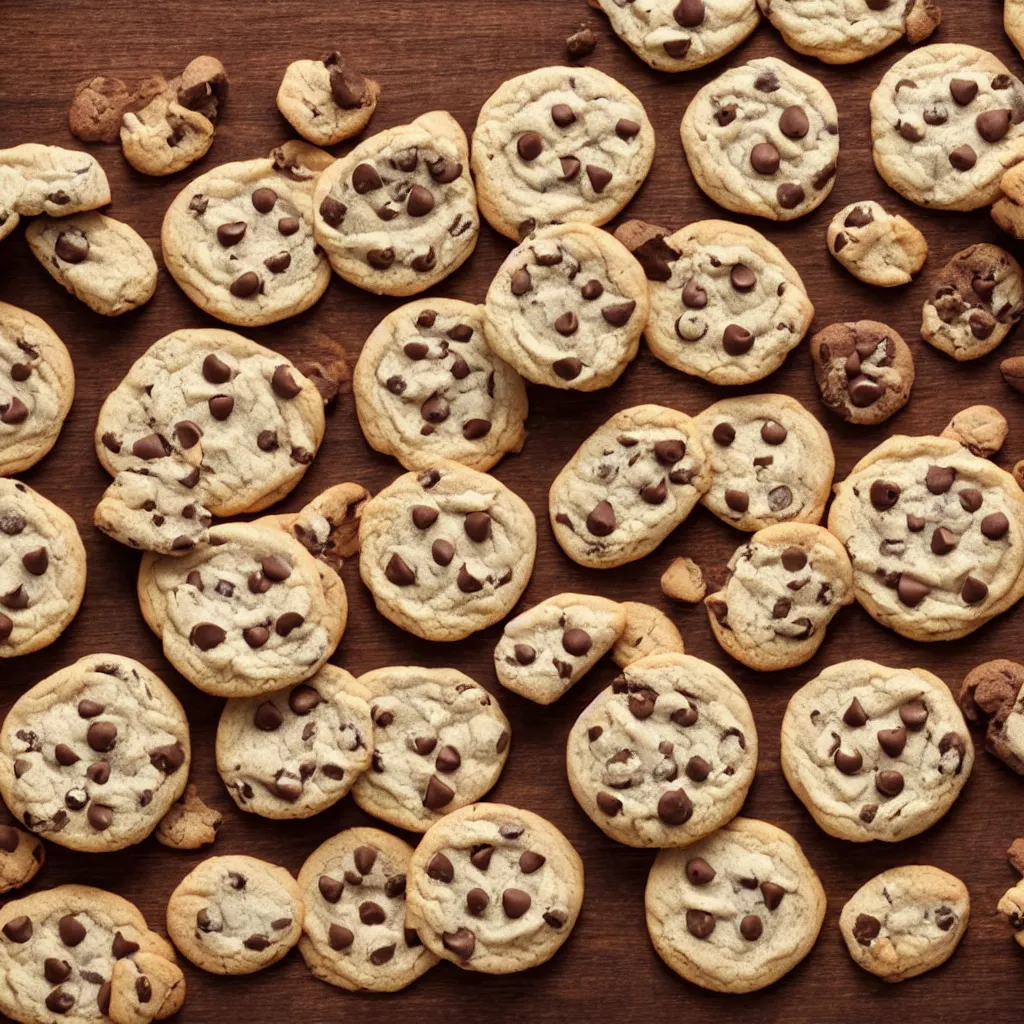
<box><xmin>826</xmin><ymin>201</ymin><xmax>928</xmax><ymax>287</ymax></box>
<box><xmin>276</xmin><ymin>53</ymin><xmax>379</xmax><ymax>146</ymax></box>
<box><xmin>958</xmin><ymin>659</ymin><xmax>1024</xmax><ymax>774</ymax></box>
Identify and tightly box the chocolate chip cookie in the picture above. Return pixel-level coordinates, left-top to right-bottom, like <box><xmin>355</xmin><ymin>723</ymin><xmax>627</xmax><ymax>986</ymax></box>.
<box><xmin>276</xmin><ymin>53</ymin><xmax>379</xmax><ymax>146</ymax></box>
<box><xmin>991</xmin><ymin>160</ymin><xmax>1024</xmax><ymax>238</ymax></box>
<box><xmin>827</xmin><ymin>201</ymin><xmax>929</xmax><ymax>287</ymax></box>
<box><xmin>611</xmin><ymin>601</ymin><xmax>685</xmax><ymax>668</ymax></box>
<box><xmin>959</xmin><ymin>659</ymin><xmax>1024</xmax><ymax>774</ymax></box>
<box><xmin>0</xmin><ymin>820</ymin><xmax>43</xmax><ymax>894</ymax></box>
<box><xmin>998</xmin><ymin>836</ymin><xmax>1024</xmax><ymax>949</ymax></box>
<box><xmin>155</xmin><ymin>784</ymin><xmax>222</xmax><ymax>850</ymax></box>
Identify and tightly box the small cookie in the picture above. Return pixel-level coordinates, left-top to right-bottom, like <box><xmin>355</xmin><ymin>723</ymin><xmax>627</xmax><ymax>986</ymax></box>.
<box><xmin>313</xmin><ymin>111</ymin><xmax>478</xmax><ymax>296</ymax></box>
<box><xmin>611</xmin><ymin>602</ymin><xmax>684</xmax><ymax>668</ymax></box>
<box><xmin>645</xmin><ymin>817</ymin><xmax>825</xmax><ymax>994</ymax></box>
<box><xmin>959</xmin><ymin>659</ymin><xmax>1024</xmax><ymax>774</ymax></box>
<box><xmin>166</xmin><ymin>855</ymin><xmax>303</xmax><ymax>975</ymax></box>
<box><xmin>810</xmin><ymin>320</ymin><xmax>914</xmax><ymax>425</ymax></box>
<box><xmin>0</xmin><ymin>820</ymin><xmax>44</xmax><ymax>894</ymax></box>
<box><xmin>661</xmin><ymin>557</ymin><xmax>706</xmax><ymax>602</ymax></box>
<box><xmin>566</xmin><ymin>23</ymin><xmax>598</xmax><ymax>60</ymax></box>
<box><xmin>827</xmin><ymin>201</ymin><xmax>928</xmax><ymax>287</ymax></box>
<box><xmin>781</xmin><ymin>659</ymin><xmax>973</xmax><ymax>842</ymax></box>
<box><xmin>870</xmin><ymin>44</ymin><xmax>1024</xmax><ymax>211</ymax></box>
<box><xmin>494</xmin><ymin>593</ymin><xmax>626</xmax><ymax>705</ymax></box>
<box><xmin>0</xmin><ymin>653</ymin><xmax>190</xmax><ymax>853</ymax></box>
<box><xmin>991</xmin><ymin>160</ymin><xmax>1024</xmax><ymax>238</ymax></box>
<box><xmin>705</xmin><ymin>523</ymin><xmax>854</xmax><ymax>673</ymax></box>
<box><xmin>696</xmin><ymin>394</ymin><xmax>834</xmax><ymax>532</ymax></box>
<box><xmin>69</xmin><ymin>75</ymin><xmax>136</xmax><ymax>143</ymax></box>
<box><xmin>155</xmin><ymin>783</ymin><xmax>222</xmax><ymax>850</ymax></box>
<box><xmin>276</xmin><ymin>53</ymin><xmax>379</xmax><ymax>146</ymax></box>
<box><xmin>998</xmin><ymin>837</ymin><xmax>1024</xmax><ymax>948</ymax></box>
<box><xmin>681</xmin><ymin>57</ymin><xmax>839</xmax><ymax>220</ymax></box>
<box><xmin>406</xmin><ymin>802</ymin><xmax>584</xmax><ymax>974</ymax></box>
<box><xmin>353</xmin><ymin>298</ymin><xmax>527</xmax><ymax>471</ymax></box>
<box><xmin>358</xmin><ymin>461</ymin><xmax>536</xmax><ymax>642</ymax></box>
<box><xmin>471</xmin><ymin>66</ymin><xmax>654</xmax><ymax>240</ymax></box>
<box><xmin>351</xmin><ymin>666</ymin><xmax>510</xmax><ymax>832</ymax></box>
<box><xmin>297</xmin><ymin>827</ymin><xmax>440</xmax><ymax>992</ymax></box>
<box><xmin>549</xmin><ymin>405</ymin><xmax>710</xmax><ymax>569</ymax></box>
<box><xmin>942</xmin><ymin>405</ymin><xmax>1008</xmax><ymax>457</ymax></box>
<box><xmin>567</xmin><ymin>653</ymin><xmax>757</xmax><ymax>848</ymax></box>
<box><xmin>1009</xmin><ymin>1</ymin><xmax>1024</xmax><ymax>60</ymax></box>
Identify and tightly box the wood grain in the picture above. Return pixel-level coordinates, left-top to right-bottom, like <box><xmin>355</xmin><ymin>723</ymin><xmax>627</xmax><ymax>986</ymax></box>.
<box><xmin>2</xmin><ymin>1</ymin><xmax>1024</xmax><ymax>1020</ymax></box>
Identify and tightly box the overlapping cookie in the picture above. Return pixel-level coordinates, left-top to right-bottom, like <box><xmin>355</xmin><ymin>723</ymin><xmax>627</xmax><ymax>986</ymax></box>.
<box><xmin>612</xmin><ymin>601</ymin><xmax>685</xmax><ymax>668</ymax></box>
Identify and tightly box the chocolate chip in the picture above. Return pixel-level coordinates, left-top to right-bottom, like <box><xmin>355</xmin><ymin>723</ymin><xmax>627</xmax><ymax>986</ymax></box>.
<box><xmin>875</xmin><ymin>770</ymin><xmax>904</xmax><ymax>797</ymax></box>
<box><xmin>466</xmin><ymin>888</ymin><xmax>489</xmax><ymax>915</ymax></box>
<box><xmin>21</xmin><ymin>547</ymin><xmax>48</xmax><ymax>576</ymax></box>
<box><xmin>586</xmin><ymin>165</ymin><xmax>612</xmax><ymax>192</ymax></box>
<box><xmin>132</xmin><ymin>433</ymin><xmax>171</xmax><ymax>460</ymax></box>
<box><xmin>561</xmin><ymin>627</ymin><xmax>592</xmax><ymax>657</ymax></box>
<box><xmin>328</xmin><ymin>924</ymin><xmax>354</xmax><ymax>950</ymax></box>
<box><xmin>513</xmin><ymin>643</ymin><xmax>536</xmax><ymax>666</ymax></box>
<box><xmin>854</xmin><ymin>913</ymin><xmax>881</xmax><ymax>945</ymax></box>
<box><xmin>616</xmin><ymin>118</ymin><xmax>641</xmax><ymax>140</ymax></box>
<box><xmin>978</xmin><ymin>109</ymin><xmax>1012</xmax><ymax>143</ymax></box>
<box><xmin>870</xmin><ymin>480</ymin><xmax>901</xmax><ymax>509</ymax></box>
<box><xmin>740</xmin><ymin>914</ymin><xmax>763</xmax><ymax>941</ymax></box>
<box><xmin>712</xmin><ymin>422</ymin><xmax>736</xmax><ymax>447</ymax></box>
<box><xmin>982</xmin><ymin>512</ymin><xmax>1010</xmax><ymax>539</ymax></box>
<box><xmin>252</xmin><ymin>187</ymin><xmax>277</xmax><ymax>213</ymax></box>
<box><xmin>216</xmin><ymin>221</ymin><xmax>246</xmax><ymax>247</ymax></box>
<box><xmin>2</xmin><ymin>915</ymin><xmax>32</xmax><ymax>942</ymax></box>
<box><xmin>750</xmin><ymin>142</ymin><xmax>780</xmax><ymax>175</ymax></box>
<box><xmin>230</xmin><ymin>271</ymin><xmax>261</xmax><ymax>298</ymax></box>
<box><xmin>428</xmin><ymin>157</ymin><xmax>462</xmax><ymax>183</ymax></box>
<box><xmin>950</xmin><ymin>145</ymin><xmax>977</xmax><ymax>171</ymax></box>
<box><xmin>86</xmin><ymin>721</ymin><xmax>117</xmax><ymax>753</ymax></box>
<box><xmin>511</xmin><ymin>268</ymin><xmax>532</xmax><ymax>295</ymax></box>
<box><xmin>586</xmin><ymin>501</ymin><xmax>616</xmax><ymax>536</ymax></box>
<box><xmin>435</xmin><ymin>745</ymin><xmax>461</xmax><ymax>773</ymax></box>
<box><xmin>897</xmin><ymin>575</ymin><xmax>930</xmax><ymax>607</ymax></box>
<box><xmin>722</xmin><ymin>324</ymin><xmax>753</xmax><ymax>355</ymax></box>
<box><xmin>950</xmin><ymin>79</ymin><xmax>978</xmax><ymax>105</ymax></box>
<box><xmin>555</xmin><ymin>311</ymin><xmax>579</xmax><ymax>336</ymax></box>
<box><xmin>685</xmin><ymin>755</ymin><xmax>711</xmax><ymax>782</ymax></box>
<box><xmin>463</xmin><ymin>418</ymin><xmax>491</xmax><ymax>440</ymax></box>
<box><xmin>432</xmin><ymin>540</ymin><xmax>455</xmax><ymax>566</ymax></box>
<box><xmin>517</xmin><ymin>133</ymin><xmax>543</xmax><ymax>161</ymax></box>
<box><xmin>503</xmin><ymin>888</ymin><xmax>532</xmax><ymax>919</ymax></box>
<box><xmin>834</xmin><ymin>748</ymin><xmax>863</xmax><ymax>774</ymax></box>
<box><xmin>848</xmin><ymin>376</ymin><xmax>883</xmax><ymax>407</ymax></box>
<box><xmin>962</xmin><ymin>576</ymin><xmax>989</xmax><ymax>604</ymax></box>
<box><xmin>243</xmin><ymin>626</ymin><xmax>269</xmax><ymax>648</ymax></box>
<box><xmin>423</xmin><ymin>774</ymin><xmax>454</xmax><ymax>810</ymax></box>
<box><xmin>470</xmin><ymin>845</ymin><xmax>494</xmax><ymax>870</ymax></box>
<box><xmin>190</xmin><ymin>622</ymin><xmax>226</xmax><ymax>649</ymax></box>
<box><xmin>777</xmin><ymin>183</ymin><xmax>806</xmax><ymax>209</ymax></box>
<box><xmin>442</xmin><ymin>928</ymin><xmax>475</xmax><ymax>959</ymax></box>
<box><xmin>551</xmin><ymin>103</ymin><xmax>576</xmax><ymax>127</ymax></box>
<box><xmin>457</xmin><ymin>564</ymin><xmax>482</xmax><ymax>592</ymax></box>
<box><xmin>367</xmin><ymin>247</ymin><xmax>395</xmax><ymax>269</ymax></box>
<box><xmin>407</xmin><ymin>185</ymin><xmax>435</xmax><ymax>217</ymax></box>
<box><xmin>603</xmin><ymin>301</ymin><xmax>636</xmax><ymax>326</ymax></box>
<box><xmin>276</xmin><ymin>612</ymin><xmax>305</xmax><ymax>636</ymax></box>
<box><xmin>715</xmin><ymin>104</ymin><xmax>737</xmax><ymax>126</ymax></box>
<box><xmin>352</xmin><ymin>163</ymin><xmax>382</xmax><ymax>193</ymax></box>
<box><xmin>359</xmin><ymin>901</ymin><xmax>386</xmax><ymax>925</ymax></box>
<box><xmin>931</xmin><ymin>526</ymin><xmax>959</xmax><ymax>555</ymax></box>
<box><xmin>657</xmin><ymin>788</ymin><xmax>693</xmax><ymax>825</ymax></box>
<box><xmin>781</xmin><ymin>547</ymin><xmax>807</xmax><ymax>572</ymax></box>
<box><xmin>596</xmin><ymin>791</ymin><xmax>622</xmax><ymax>816</ymax></box>
<box><xmin>319</xmin><ymin>196</ymin><xmax>346</xmax><ymax>227</ymax></box>
<box><xmin>686</xmin><ymin>909</ymin><xmax>715</xmax><ymax>939</ymax></box>
<box><xmin>877</xmin><ymin>726</ymin><xmax>907</xmax><ymax>757</ymax></box>
<box><xmin>553</xmin><ymin>357</ymin><xmax>582</xmax><ymax>380</ymax></box>
<box><xmin>843</xmin><ymin>698</ymin><xmax>868</xmax><ymax>728</ymax></box>
<box><xmin>724</xmin><ymin>489</ymin><xmax>749</xmax><ymax>514</ymax></box>
<box><xmin>761</xmin><ymin>421</ymin><xmax>787</xmax><ymax>444</ymax></box>
<box><xmin>899</xmin><ymin>700</ymin><xmax>928</xmax><ymax>731</ymax></box>
<box><xmin>664</xmin><ymin>38</ymin><xmax>692</xmax><ymax>58</ymax></box>
<box><xmin>55</xmin><ymin>230</ymin><xmax>89</xmax><ymax>263</ymax></box>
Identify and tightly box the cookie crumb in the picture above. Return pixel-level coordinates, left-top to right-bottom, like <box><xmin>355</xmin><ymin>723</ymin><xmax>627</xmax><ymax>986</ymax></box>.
<box><xmin>1009</xmin><ymin>838</ymin><xmax>1024</xmax><ymax>875</ymax></box>
<box><xmin>566</xmin><ymin>24</ymin><xmax>597</xmax><ymax>61</ymax></box>
<box><xmin>156</xmin><ymin>784</ymin><xmax>222</xmax><ymax>850</ymax></box>
<box><xmin>297</xmin><ymin>348</ymin><xmax>350</xmax><ymax>407</ymax></box>
<box><xmin>941</xmin><ymin>405</ymin><xmax>1008</xmax><ymax>458</ymax></box>
<box><xmin>661</xmin><ymin>557</ymin><xmax>705</xmax><ymax>603</ymax></box>
<box><xmin>1001</xmin><ymin>355</ymin><xmax>1024</xmax><ymax>394</ymax></box>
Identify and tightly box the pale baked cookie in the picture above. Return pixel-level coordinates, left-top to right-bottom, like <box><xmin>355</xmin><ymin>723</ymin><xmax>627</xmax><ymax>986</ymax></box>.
<box><xmin>471</xmin><ymin>66</ymin><xmax>654</xmax><ymax>240</ymax></box>
<box><xmin>705</xmin><ymin>523</ymin><xmax>854</xmax><ymax>673</ymax></box>
<box><xmin>166</xmin><ymin>855</ymin><xmax>303</xmax><ymax>975</ymax></box>
<box><xmin>828</xmin><ymin>434</ymin><xmax>1024</xmax><ymax>640</ymax></box>
<box><xmin>611</xmin><ymin>601</ymin><xmax>685</xmax><ymax>668</ymax></box>
<box><xmin>494</xmin><ymin>593</ymin><xmax>626</xmax><ymax>705</ymax></box>
<box><xmin>827</xmin><ymin>201</ymin><xmax>928</xmax><ymax>287</ymax></box>
<box><xmin>351</xmin><ymin>666</ymin><xmax>510</xmax><ymax>832</ymax></box>
<box><xmin>358</xmin><ymin>462</ymin><xmax>536</xmax><ymax>642</ymax></box>
<box><xmin>959</xmin><ymin>659</ymin><xmax>1024</xmax><ymax>774</ymax></box>
<box><xmin>155</xmin><ymin>784</ymin><xmax>222</xmax><ymax>850</ymax></box>
<box><xmin>277</xmin><ymin>53</ymin><xmax>379</xmax><ymax>146</ymax></box>
<box><xmin>0</xmin><ymin>479</ymin><xmax>86</xmax><ymax>659</ymax></box>
<box><xmin>681</xmin><ymin>57</ymin><xmax>839</xmax><ymax>220</ymax></box>
<box><xmin>0</xmin><ymin>884</ymin><xmax>185</xmax><ymax>1024</ymax></box>
<box><xmin>696</xmin><ymin>394</ymin><xmax>834</xmax><ymax>532</ymax></box>
<box><xmin>353</xmin><ymin>298</ymin><xmax>527</xmax><ymax>471</ymax></box>
<box><xmin>661</xmin><ymin>556</ymin><xmax>706</xmax><ymax>602</ymax></box>
<box><xmin>297</xmin><ymin>827</ymin><xmax>440</xmax><ymax>992</ymax></box>
<box><xmin>840</xmin><ymin>865</ymin><xmax>968</xmax><ymax>981</ymax></box>
<box><xmin>781</xmin><ymin>660</ymin><xmax>973</xmax><ymax>842</ymax></box>
<box><xmin>0</xmin><ymin>653</ymin><xmax>190</xmax><ymax>853</ymax></box>
<box><xmin>313</xmin><ymin>111</ymin><xmax>478</xmax><ymax>296</ymax></box>
<box><xmin>549</xmin><ymin>405</ymin><xmax>710</xmax><ymax>569</ymax></box>
<box><xmin>645</xmin><ymin>817</ymin><xmax>825</xmax><ymax>993</ymax></box>
<box><xmin>870</xmin><ymin>44</ymin><xmax>1024</xmax><ymax>211</ymax></box>
<box><xmin>217</xmin><ymin>666</ymin><xmax>372</xmax><ymax>819</ymax></box>
<box><xmin>0</xmin><ymin>820</ymin><xmax>44</xmax><ymax>894</ymax></box>
<box><xmin>991</xmin><ymin>160</ymin><xmax>1024</xmax><ymax>238</ymax></box>
<box><xmin>941</xmin><ymin>405</ymin><xmax>1008</xmax><ymax>458</ymax></box>
<box><xmin>998</xmin><ymin>837</ymin><xmax>1024</xmax><ymax>948</ymax></box>
<box><xmin>567</xmin><ymin>653</ymin><xmax>757</xmax><ymax>848</ymax></box>
<box><xmin>406</xmin><ymin>803</ymin><xmax>584</xmax><ymax>973</ymax></box>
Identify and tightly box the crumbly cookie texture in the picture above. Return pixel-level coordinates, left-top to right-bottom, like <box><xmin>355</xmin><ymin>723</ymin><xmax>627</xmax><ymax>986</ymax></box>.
<box><xmin>406</xmin><ymin>803</ymin><xmax>584</xmax><ymax>974</ymax></box>
<box><xmin>959</xmin><ymin>659</ymin><xmax>1024</xmax><ymax>773</ymax></box>
<box><xmin>839</xmin><ymin>866</ymin><xmax>968</xmax><ymax>982</ymax></box>
<box><xmin>998</xmin><ymin>835</ymin><xmax>1024</xmax><ymax>948</ymax></box>
<box><xmin>471</xmin><ymin>65</ymin><xmax>654</xmax><ymax>240</ymax></box>
<box><xmin>0</xmin><ymin>654</ymin><xmax>190</xmax><ymax>853</ymax></box>
<box><xmin>612</xmin><ymin>601</ymin><xmax>684</xmax><ymax>668</ymax></box>
<box><xmin>942</xmin><ymin>405</ymin><xmax>1008</xmax><ymax>458</ymax></box>
<box><xmin>827</xmin><ymin>201</ymin><xmax>928</xmax><ymax>287</ymax></box>
<box><xmin>870</xmin><ymin>44</ymin><xmax>1024</xmax><ymax>211</ymax></box>
<box><xmin>166</xmin><ymin>855</ymin><xmax>303</xmax><ymax>975</ymax></box>
<box><xmin>549</xmin><ymin>405</ymin><xmax>710</xmax><ymax>569</ymax></box>
<box><xmin>494</xmin><ymin>593</ymin><xmax>626</xmax><ymax>704</ymax></box>
<box><xmin>567</xmin><ymin>653</ymin><xmax>757</xmax><ymax>848</ymax></box>
<box><xmin>297</xmin><ymin>827</ymin><xmax>439</xmax><ymax>992</ymax></box>
<box><xmin>358</xmin><ymin>461</ymin><xmax>536</xmax><ymax>642</ymax></box>
<box><xmin>781</xmin><ymin>659</ymin><xmax>973</xmax><ymax>842</ymax></box>
<box><xmin>0</xmin><ymin>819</ymin><xmax>44</xmax><ymax>894</ymax></box>
<box><xmin>661</xmin><ymin>557</ymin><xmax>706</xmax><ymax>602</ymax></box>
<box><xmin>313</xmin><ymin>111</ymin><xmax>478</xmax><ymax>296</ymax></box>
<box><xmin>827</xmin><ymin>434</ymin><xmax>1024</xmax><ymax>641</ymax></box>
<box><xmin>705</xmin><ymin>523</ymin><xmax>853</xmax><ymax>673</ymax></box>
<box><xmin>155</xmin><ymin>784</ymin><xmax>222</xmax><ymax>850</ymax></box>
<box><xmin>991</xmin><ymin>160</ymin><xmax>1024</xmax><ymax>238</ymax></box>
<box><xmin>681</xmin><ymin>57</ymin><xmax>839</xmax><ymax>220</ymax></box>
<box><xmin>277</xmin><ymin>53</ymin><xmax>379</xmax><ymax>146</ymax></box>
<box><xmin>353</xmin><ymin>298</ymin><xmax>527</xmax><ymax>471</ymax></box>
<box><xmin>69</xmin><ymin>75</ymin><xmax>144</xmax><ymax>144</ymax></box>
<box><xmin>351</xmin><ymin>666</ymin><xmax>510</xmax><ymax>832</ymax></box>
<box><xmin>645</xmin><ymin>817</ymin><xmax>825</xmax><ymax>994</ymax></box>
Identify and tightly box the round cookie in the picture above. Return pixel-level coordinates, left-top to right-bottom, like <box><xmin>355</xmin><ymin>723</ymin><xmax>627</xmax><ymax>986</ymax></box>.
<box><xmin>810</xmin><ymin>320</ymin><xmax>915</xmax><ymax>425</ymax></box>
<box><xmin>297</xmin><ymin>827</ymin><xmax>440</xmax><ymax>992</ymax></box>
<box><xmin>566</xmin><ymin>653</ymin><xmax>757</xmax><ymax>848</ymax></box>
<box><xmin>313</xmin><ymin>111</ymin><xmax>478</xmax><ymax>296</ymax></box>
<box><xmin>276</xmin><ymin>53</ymin><xmax>379</xmax><ymax>146</ymax></box>
<box><xmin>611</xmin><ymin>601</ymin><xmax>685</xmax><ymax>668</ymax></box>
<box><xmin>681</xmin><ymin>57</ymin><xmax>839</xmax><ymax>221</ymax></box>
<box><xmin>781</xmin><ymin>660</ymin><xmax>974</xmax><ymax>842</ymax></box>
<box><xmin>839</xmin><ymin>865</ymin><xmax>969</xmax><ymax>981</ymax></box>
<box><xmin>0</xmin><ymin>479</ymin><xmax>86</xmax><ymax>658</ymax></box>
<box><xmin>959</xmin><ymin>659</ymin><xmax>1024</xmax><ymax>774</ymax></box>
<box><xmin>0</xmin><ymin>302</ymin><xmax>75</xmax><ymax>477</ymax></box>
<box><xmin>645</xmin><ymin>817</ymin><xmax>825</xmax><ymax>994</ymax></box>
<box><xmin>549</xmin><ymin>405</ymin><xmax>711</xmax><ymax>569</ymax></box>
<box><xmin>870</xmin><ymin>44</ymin><xmax>1024</xmax><ymax>211</ymax></box>
<box><xmin>941</xmin><ymin>405</ymin><xmax>1009</xmax><ymax>459</ymax></box>
<box><xmin>0</xmin><ymin>653</ymin><xmax>190</xmax><ymax>853</ymax></box>
<box><xmin>216</xmin><ymin>666</ymin><xmax>373</xmax><ymax>819</ymax></box>
<box><xmin>827</xmin><ymin>201</ymin><xmax>928</xmax><ymax>287</ymax></box>
<box><xmin>353</xmin><ymin>298</ymin><xmax>527</xmax><ymax>472</ymax></box>
<box><xmin>406</xmin><ymin>802</ymin><xmax>584</xmax><ymax>974</ymax></box>
<box><xmin>483</xmin><ymin>223</ymin><xmax>648</xmax><ymax>391</ymax></box>
<box><xmin>827</xmin><ymin>434</ymin><xmax>1024</xmax><ymax>641</ymax></box>
<box><xmin>351</xmin><ymin>666</ymin><xmax>510</xmax><ymax>832</ymax></box>
<box><xmin>705</xmin><ymin>523</ymin><xmax>854</xmax><ymax>673</ymax></box>
<box><xmin>358</xmin><ymin>461</ymin><xmax>536</xmax><ymax>642</ymax></box>
<box><xmin>695</xmin><ymin>394</ymin><xmax>834</xmax><ymax>532</ymax></box>
<box><xmin>0</xmin><ymin>143</ymin><xmax>110</xmax><ymax>228</ymax></box>
<box><xmin>0</xmin><ymin>821</ymin><xmax>44</xmax><ymax>894</ymax></box>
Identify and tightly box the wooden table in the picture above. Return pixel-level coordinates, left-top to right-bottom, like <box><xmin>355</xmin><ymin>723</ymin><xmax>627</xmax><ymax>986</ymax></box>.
<box><xmin>2</xmin><ymin>1</ymin><xmax>1023</xmax><ymax>1020</ymax></box>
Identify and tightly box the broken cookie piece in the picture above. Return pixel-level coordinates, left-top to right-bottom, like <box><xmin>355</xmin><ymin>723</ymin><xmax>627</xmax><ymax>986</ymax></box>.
<box><xmin>660</xmin><ymin>557</ymin><xmax>706</xmax><ymax>603</ymax></box>
<box><xmin>941</xmin><ymin>405</ymin><xmax>1008</xmax><ymax>458</ymax></box>
<box><xmin>156</xmin><ymin>784</ymin><xmax>223</xmax><ymax>850</ymax></box>
<box><xmin>960</xmin><ymin>659</ymin><xmax>1024</xmax><ymax>774</ymax></box>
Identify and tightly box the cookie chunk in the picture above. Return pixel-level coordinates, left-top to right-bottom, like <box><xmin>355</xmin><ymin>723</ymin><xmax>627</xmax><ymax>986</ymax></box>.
<box><xmin>0</xmin><ymin>654</ymin><xmax>189</xmax><ymax>853</ymax></box>
<box><xmin>0</xmin><ymin>821</ymin><xmax>44</xmax><ymax>894</ymax></box>
<box><xmin>611</xmin><ymin>602</ymin><xmax>685</xmax><ymax>668</ymax></box>
<box><xmin>155</xmin><ymin>784</ymin><xmax>222</xmax><ymax>850</ymax></box>
<box><xmin>781</xmin><ymin>659</ymin><xmax>973</xmax><ymax>842</ymax></box>
<box><xmin>942</xmin><ymin>405</ymin><xmax>1008</xmax><ymax>457</ymax></box>
<box><xmin>992</xmin><ymin>160</ymin><xmax>1024</xmax><ymax>238</ymax></box>
<box><xmin>661</xmin><ymin>557</ymin><xmax>706</xmax><ymax>602</ymax></box>
<box><xmin>69</xmin><ymin>75</ymin><xmax>135</xmax><ymax>143</ymax></box>
<box><xmin>353</xmin><ymin>298</ymin><xmax>527</xmax><ymax>471</ymax></box>
<box><xmin>358</xmin><ymin>461</ymin><xmax>536</xmax><ymax>641</ymax></box>
<box><xmin>681</xmin><ymin>57</ymin><xmax>839</xmax><ymax>220</ymax></box>
<box><xmin>870</xmin><ymin>44</ymin><xmax>1024</xmax><ymax>210</ymax></box>
<box><xmin>313</xmin><ymin>111</ymin><xmax>478</xmax><ymax>296</ymax></box>
<box><xmin>827</xmin><ymin>201</ymin><xmax>928</xmax><ymax>287</ymax></box>
<box><xmin>549</xmin><ymin>405</ymin><xmax>710</xmax><ymax>568</ymax></box>
<box><xmin>828</xmin><ymin>434</ymin><xmax>1024</xmax><ymax>640</ymax></box>
<box><xmin>567</xmin><ymin>653</ymin><xmax>757</xmax><ymax>848</ymax></box>
<box><xmin>406</xmin><ymin>803</ymin><xmax>584</xmax><ymax>973</ymax></box>
<box><xmin>277</xmin><ymin>53</ymin><xmax>379</xmax><ymax>146</ymax></box>
<box><xmin>959</xmin><ymin>659</ymin><xmax>1024</xmax><ymax>773</ymax></box>
<box><xmin>351</xmin><ymin>666</ymin><xmax>510</xmax><ymax>832</ymax></box>
<box><xmin>645</xmin><ymin>817</ymin><xmax>825</xmax><ymax>993</ymax></box>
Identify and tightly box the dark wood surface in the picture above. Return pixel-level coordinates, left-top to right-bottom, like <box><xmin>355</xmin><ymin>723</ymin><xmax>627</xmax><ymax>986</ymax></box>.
<box><xmin>2</xmin><ymin>1</ymin><xmax>1024</xmax><ymax>1020</ymax></box>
